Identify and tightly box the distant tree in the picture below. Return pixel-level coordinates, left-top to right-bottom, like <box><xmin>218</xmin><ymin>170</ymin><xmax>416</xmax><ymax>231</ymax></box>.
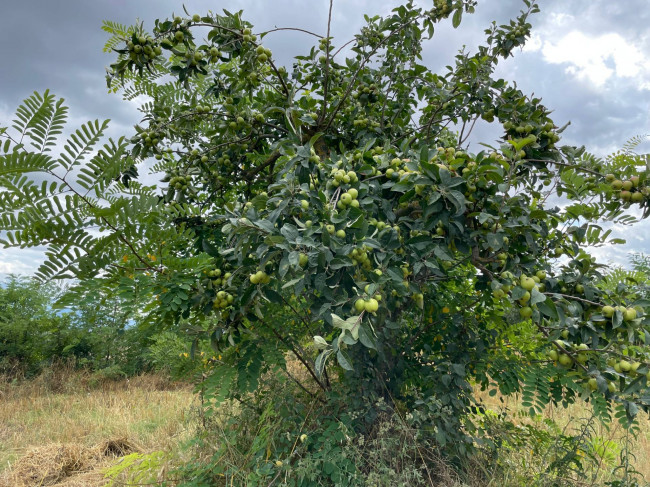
<box><xmin>0</xmin><ymin>276</ymin><xmax>72</xmax><ymax>375</ymax></box>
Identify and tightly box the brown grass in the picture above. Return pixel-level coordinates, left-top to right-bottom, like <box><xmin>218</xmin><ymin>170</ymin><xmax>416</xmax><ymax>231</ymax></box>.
<box><xmin>0</xmin><ymin>368</ymin><xmax>195</xmax><ymax>486</ymax></box>
<box><xmin>476</xmin><ymin>388</ymin><xmax>650</xmax><ymax>483</ymax></box>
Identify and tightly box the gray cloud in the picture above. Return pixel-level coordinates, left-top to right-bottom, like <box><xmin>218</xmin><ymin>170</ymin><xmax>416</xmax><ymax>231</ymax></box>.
<box><xmin>1</xmin><ymin>0</ymin><xmax>649</xmax><ymax>275</ymax></box>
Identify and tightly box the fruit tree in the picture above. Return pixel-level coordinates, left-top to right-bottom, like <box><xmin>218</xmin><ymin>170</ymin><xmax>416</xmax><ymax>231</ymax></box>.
<box><xmin>2</xmin><ymin>0</ymin><xmax>650</xmax><ymax>456</ymax></box>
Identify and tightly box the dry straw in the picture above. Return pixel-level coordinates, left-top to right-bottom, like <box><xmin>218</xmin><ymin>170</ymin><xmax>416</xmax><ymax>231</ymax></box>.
<box><xmin>0</xmin><ymin>437</ymin><xmax>137</xmax><ymax>487</ymax></box>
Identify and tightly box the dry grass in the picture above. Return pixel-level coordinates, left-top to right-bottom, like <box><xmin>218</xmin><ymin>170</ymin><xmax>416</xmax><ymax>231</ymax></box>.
<box><xmin>476</xmin><ymin>388</ymin><xmax>650</xmax><ymax>484</ymax></box>
<box><xmin>0</xmin><ymin>368</ymin><xmax>195</xmax><ymax>486</ymax></box>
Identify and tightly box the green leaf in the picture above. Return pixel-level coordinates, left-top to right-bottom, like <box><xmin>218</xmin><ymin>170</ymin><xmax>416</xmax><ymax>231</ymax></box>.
<box><xmin>336</xmin><ymin>350</ymin><xmax>354</xmax><ymax>371</ymax></box>
<box><xmin>452</xmin><ymin>9</ymin><xmax>462</xmax><ymax>28</ymax></box>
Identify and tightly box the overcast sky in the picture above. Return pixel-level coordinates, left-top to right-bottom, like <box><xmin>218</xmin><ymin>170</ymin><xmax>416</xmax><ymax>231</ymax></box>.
<box><xmin>1</xmin><ymin>0</ymin><xmax>649</xmax><ymax>276</ymax></box>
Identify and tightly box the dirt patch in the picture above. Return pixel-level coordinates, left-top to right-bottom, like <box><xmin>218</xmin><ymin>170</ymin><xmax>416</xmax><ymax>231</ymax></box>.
<box><xmin>0</xmin><ymin>437</ymin><xmax>138</xmax><ymax>487</ymax></box>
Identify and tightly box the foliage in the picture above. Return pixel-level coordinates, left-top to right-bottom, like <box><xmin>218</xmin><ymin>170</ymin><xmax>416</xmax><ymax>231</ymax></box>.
<box><xmin>0</xmin><ymin>275</ymin><xmax>169</xmax><ymax>377</ymax></box>
<box><xmin>0</xmin><ymin>276</ymin><xmax>74</xmax><ymax>375</ymax></box>
<box><xmin>3</xmin><ymin>0</ymin><xmax>650</xmax><ymax>479</ymax></box>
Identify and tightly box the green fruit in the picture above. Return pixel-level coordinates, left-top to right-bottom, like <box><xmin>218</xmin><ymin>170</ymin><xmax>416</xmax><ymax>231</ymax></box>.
<box><xmin>548</xmin><ymin>350</ymin><xmax>559</xmax><ymax>361</ymax></box>
<box><xmin>558</xmin><ymin>354</ymin><xmax>572</xmax><ymax>367</ymax></box>
<box><xmin>301</xmin><ymin>200</ymin><xmax>309</xmax><ymax>210</ymax></box>
<box><xmin>575</xmin><ymin>284</ymin><xmax>584</xmax><ymax>293</ymax></box>
<box><xmin>619</xmin><ymin>360</ymin><xmax>632</xmax><ymax>372</ymax></box>
<box><xmin>348</xmin><ymin>188</ymin><xmax>358</xmax><ymax>199</ymax></box>
<box><xmin>354</xmin><ymin>298</ymin><xmax>366</xmax><ymax>312</ymax></box>
<box><xmin>335</xmin><ymin>229</ymin><xmax>346</xmax><ymax>238</ymax></box>
<box><xmin>520</xmin><ymin>276</ymin><xmax>536</xmax><ymax>291</ymax></box>
<box><xmin>588</xmin><ymin>378</ymin><xmax>598</xmax><ymax>391</ymax></box>
<box><xmin>608</xmin><ymin>382</ymin><xmax>616</xmax><ymax>393</ymax></box>
<box><xmin>536</xmin><ymin>270</ymin><xmax>546</xmax><ymax>280</ymax></box>
<box><xmin>622</xmin><ymin>180</ymin><xmax>634</xmax><ymax>191</ymax></box>
<box><xmin>602</xmin><ymin>305</ymin><xmax>615</xmax><ymax>318</ymax></box>
<box><xmin>175</xmin><ymin>31</ymin><xmax>184</xmax><ymax>42</ymax></box>
<box><xmin>611</xmin><ymin>180</ymin><xmax>623</xmax><ymax>190</ymax></box>
<box><xmin>326</xmin><ymin>225</ymin><xmax>335</xmax><ymax>235</ymax></box>
<box><xmin>340</xmin><ymin>193</ymin><xmax>352</xmax><ymax>205</ymax></box>
<box><xmin>365</xmin><ymin>298</ymin><xmax>379</xmax><ymax>313</ymax></box>
<box><xmin>519</xmin><ymin>306</ymin><xmax>533</xmax><ymax>318</ymax></box>
<box><xmin>623</xmin><ymin>308</ymin><xmax>637</xmax><ymax>321</ymax></box>
<box><xmin>298</xmin><ymin>253</ymin><xmax>309</xmax><ymax>267</ymax></box>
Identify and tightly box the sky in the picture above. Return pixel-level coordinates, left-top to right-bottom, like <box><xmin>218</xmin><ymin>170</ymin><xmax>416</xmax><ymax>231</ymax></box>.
<box><xmin>1</xmin><ymin>0</ymin><xmax>649</xmax><ymax>276</ymax></box>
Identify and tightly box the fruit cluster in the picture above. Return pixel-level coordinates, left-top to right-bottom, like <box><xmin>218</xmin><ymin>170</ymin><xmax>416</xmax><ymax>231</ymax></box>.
<box><xmin>126</xmin><ymin>35</ymin><xmax>162</xmax><ymax>63</ymax></box>
<box><xmin>213</xmin><ymin>290</ymin><xmax>234</xmax><ymax>309</ymax></box>
<box><xmin>349</xmin><ymin>246</ymin><xmax>373</xmax><ymax>270</ymax></box>
<box><xmin>207</xmin><ymin>268</ymin><xmax>232</xmax><ymax>287</ymax></box>
<box><xmin>249</xmin><ymin>270</ymin><xmax>271</xmax><ymax>285</ymax></box>
<box><xmin>601</xmin><ymin>304</ymin><xmax>637</xmax><ymax>322</ymax></box>
<box><xmin>605</xmin><ymin>174</ymin><xmax>648</xmax><ymax>203</ymax></box>
<box><xmin>354</xmin><ymin>296</ymin><xmax>379</xmax><ymax>314</ymax></box>
<box><xmin>255</xmin><ymin>45</ymin><xmax>273</xmax><ymax>64</ymax></box>
<box><xmin>169</xmin><ymin>175</ymin><xmax>190</xmax><ymax>191</ymax></box>
<box><xmin>329</xmin><ymin>169</ymin><xmax>358</xmax><ymax>188</ymax></box>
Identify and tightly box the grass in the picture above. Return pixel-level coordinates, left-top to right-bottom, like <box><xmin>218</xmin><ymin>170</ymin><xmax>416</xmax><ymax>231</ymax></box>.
<box><xmin>2</xmin><ymin>365</ymin><xmax>649</xmax><ymax>486</ymax></box>
<box><xmin>476</xmin><ymin>388</ymin><xmax>650</xmax><ymax>484</ymax></box>
<box><xmin>0</xmin><ymin>366</ymin><xmax>195</xmax><ymax>485</ymax></box>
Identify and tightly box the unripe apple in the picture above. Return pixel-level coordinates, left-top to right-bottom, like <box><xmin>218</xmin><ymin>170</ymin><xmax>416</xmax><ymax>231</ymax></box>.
<box><xmin>336</xmin><ymin>229</ymin><xmax>346</xmax><ymax>238</ymax></box>
<box><xmin>340</xmin><ymin>193</ymin><xmax>352</xmax><ymax>205</ymax></box>
<box><xmin>301</xmin><ymin>200</ymin><xmax>309</xmax><ymax>210</ymax></box>
<box><xmin>536</xmin><ymin>270</ymin><xmax>546</xmax><ymax>280</ymax></box>
<box><xmin>520</xmin><ymin>276</ymin><xmax>536</xmax><ymax>291</ymax></box>
<box><xmin>558</xmin><ymin>354</ymin><xmax>572</xmax><ymax>367</ymax></box>
<box><xmin>326</xmin><ymin>225</ymin><xmax>335</xmax><ymax>235</ymax></box>
<box><xmin>622</xmin><ymin>180</ymin><xmax>634</xmax><ymax>191</ymax></box>
<box><xmin>354</xmin><ymin>298</ymin><xmax>366</xmax><ymax>312</ymax></box>
<box><xmin>575</xmin><ymin>284</ymin><xmax>584</xmax><ymax>293</ymax></box>
<box><xmin>520</xmin><ymin>306</ymin><xmax>533</xmax><ymax>318</ymax></box>
<box><xmin>619</xmin><ymin>360</ymin><xmax>632</xmax><ymax>372</ymax></box>
<box><xmin>298</xmin><ymin>253</ymin><xmax>309</xmax><ymax>267</ymax></box>
<box><xmin>548</xmin><ymin>350</ymin><xmax>558</xmax><ymax>361</ymax></box>
<box><xmin>602</xmin><ymin>305</ymin><xmax>615</xmax><ymax>318</ymax></box>
<box><xmin>365</xmin><ymin>298</ymin><xmax>379</xmax><ymax>313</ymax></box>
<box><xmin>623</xmin><ymin>308</ymin><xmax>637</xmax><ymax>321</ymax></box>
<box><xmin>347</xmin><ymin>188</ymin><xmax>358</xmax><ymax>199</ymax></box>
<box><xmin>611</xmin><ymin>180</ymin><xmax>623</xmax><ymax>190</ymax></box>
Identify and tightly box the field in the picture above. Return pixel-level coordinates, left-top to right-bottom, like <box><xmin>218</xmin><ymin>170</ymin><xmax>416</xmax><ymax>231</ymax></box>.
<box><xmin>0</xmin><ymin>368</ymin><xmax>194</xmax><ymax>487</ymax></box>
<box><xmin>1</xmin><ymin>367</ymin><xmax>649</xmax><ymax>486</ymax></box>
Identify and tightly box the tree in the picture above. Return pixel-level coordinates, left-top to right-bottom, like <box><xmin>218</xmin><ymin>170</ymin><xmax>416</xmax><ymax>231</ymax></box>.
<box><xmin>0</xmin><ymin>276</ymin><xmax>73</xmax><ymax>375</ymax></box>
<box><xmin>2</xmin><ymin>0</ymin><xmax>650</xmax><ymax>461</ymax></box>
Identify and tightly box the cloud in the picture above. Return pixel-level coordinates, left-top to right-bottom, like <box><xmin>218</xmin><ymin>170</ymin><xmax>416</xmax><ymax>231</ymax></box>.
<box><xmin>522</xmin><ymin>9</ymin><xmax>650</xmax><ymax>91</ymax></box>
<box><xmin>0</xmin><ymin>247</ymin><xmax>46</xmax><ymax>276</ymax></box>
